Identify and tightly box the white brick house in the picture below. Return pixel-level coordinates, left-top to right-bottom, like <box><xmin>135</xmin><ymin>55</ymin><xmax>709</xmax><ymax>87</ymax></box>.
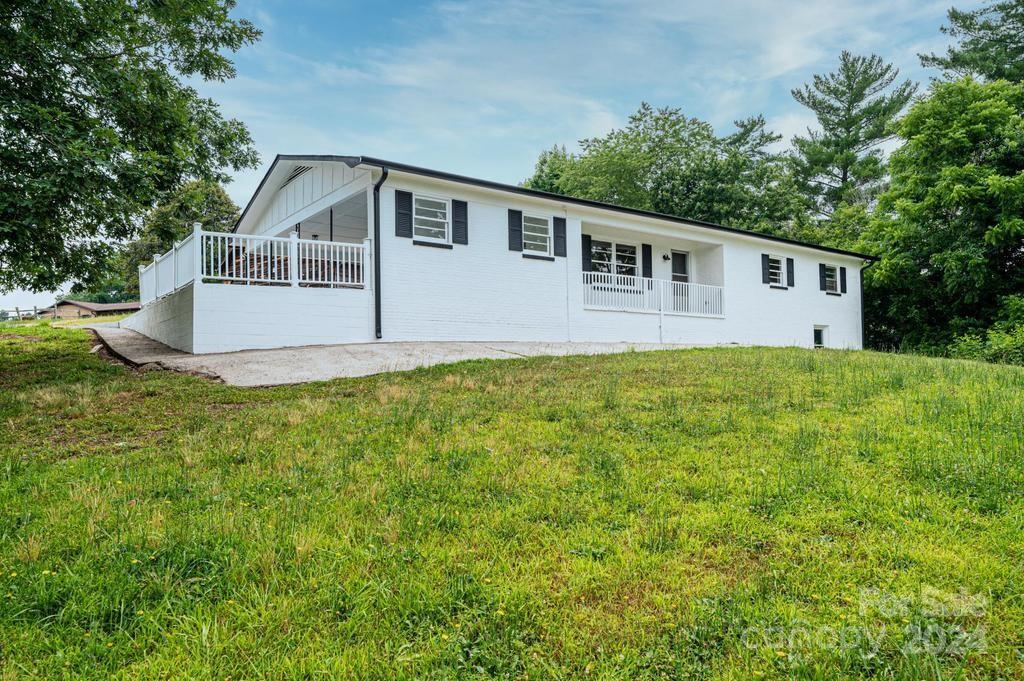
<box><xmin>125</xmin><ymin>155</ymin><xmax>874</xmax><ymax>354</ymax></box>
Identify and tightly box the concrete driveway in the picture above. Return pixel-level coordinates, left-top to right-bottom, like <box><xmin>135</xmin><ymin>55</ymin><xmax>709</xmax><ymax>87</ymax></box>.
<box><xmin>88</xmin><ymin>325</ymin><xmax>695</xmax><ymax>387</ymax></box>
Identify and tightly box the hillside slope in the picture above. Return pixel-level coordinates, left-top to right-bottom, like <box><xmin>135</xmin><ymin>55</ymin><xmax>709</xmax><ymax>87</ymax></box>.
<box><xmin>1</xmin><ymin>323</ymin><xmax>1022</xmax><ymax>679</ymax></box>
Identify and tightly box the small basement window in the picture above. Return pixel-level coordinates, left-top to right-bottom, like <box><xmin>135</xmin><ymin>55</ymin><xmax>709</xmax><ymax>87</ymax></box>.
<box><xmin>823</xmin><ymin>265</ymin><xmax>839</xmax><ymax>293</ymax></box>
<box><xmin>767</xmin><ymin>255</ymin><xmax>784</xmax><ymax>286</ymax></box>
<box><xmin>413</xmin><ymin>194</ymin><xmax>450</xmax><ymax>243</ymax></box>
<box><xmin>813</xmin><ymin>326</ymin><xmax>828</xmax><ymax>349</ymax></box>
<box><xmin>522</xmin><ymin>214</ymin><xmax>551</xmax><ymax>255</ymax></box>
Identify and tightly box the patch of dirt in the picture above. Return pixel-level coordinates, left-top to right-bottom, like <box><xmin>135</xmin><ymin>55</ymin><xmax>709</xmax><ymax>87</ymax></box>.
<box><xmin>0</xmin><ymin>333</ymin><xmax>43</xmax><ymax>342</ymax></box>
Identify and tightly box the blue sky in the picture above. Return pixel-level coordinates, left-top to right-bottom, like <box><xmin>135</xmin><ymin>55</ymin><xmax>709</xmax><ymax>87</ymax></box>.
<box><xmin>3</xmin><ymin>0</ymin><xmax>981</xmax><ymax>308</ymax></box>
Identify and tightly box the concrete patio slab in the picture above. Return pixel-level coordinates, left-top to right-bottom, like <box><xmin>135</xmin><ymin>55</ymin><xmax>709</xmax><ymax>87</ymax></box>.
<box><xmin>89</xmin><ymin>324</ymin><xmax>696</xmax><ymax>387</ymax></box>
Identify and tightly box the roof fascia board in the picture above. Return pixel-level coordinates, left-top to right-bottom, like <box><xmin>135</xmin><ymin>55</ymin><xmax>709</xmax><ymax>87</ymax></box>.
<box><xmin>234</xmin><ymin>154</ymin><xmax>876</xmax><ymax>261</ymax></box>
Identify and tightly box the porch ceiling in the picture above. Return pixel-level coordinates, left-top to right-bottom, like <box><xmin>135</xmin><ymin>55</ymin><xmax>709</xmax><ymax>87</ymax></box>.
<box><xmin>275</xmin><ymin>191</ymin><xmax>368</xmax><ymax>242</ymax></box>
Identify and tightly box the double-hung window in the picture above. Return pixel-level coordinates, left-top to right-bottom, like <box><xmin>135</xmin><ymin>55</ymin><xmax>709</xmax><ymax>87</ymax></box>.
<box><xmin>522</xmin><ymin>214</ymin><xmax>552</xmax><ymax>255</ymax></box>
<box><xmin>413</xmin><ymin>195</ymin><xmax>450</xmax><ymax>244</ymax></box>
<box><xmin>767</xmin><ymin>255</ymin><xmax>784</xmax><ymax>286</ymax></box>
<box><xmin>591</xmin><ymin>240</ymin><xmax>638</xmax><ymax>278</ymax></box>
<box><xmin>822</xmin><ymin>265</ymin><xmax>839</xmax><ymax>293</ymax></box>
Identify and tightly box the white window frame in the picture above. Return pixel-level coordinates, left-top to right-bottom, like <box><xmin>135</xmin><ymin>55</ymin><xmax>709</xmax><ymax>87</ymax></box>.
<box><xmin>823</xmin><ymin>264</ymin><xmax>839</xmax><ymax>294</ymax></box>
<box><xmin>813</xmin><ymin>325</ymin><xmax>828</xmax><ymax>349</ymax></box>
<box><xmin>671</xmin><ymin>250</ymin><xmax>690</xmax><ymax>283</ymax></box>
<box><xmin>412</xmin><ymin>193</ymin><xmax>451</xmax><ymax>244</ymax></box>
<box><xmin>590</xmin><ymin>238</ymin><xmax>640</xmax><ymax>279</ymax></box>
<box><xmin>767</xmin><ymin>254</ymin><xmax>785</xmax><ymax>287</ymax></box>
<box><xmin>522</xmin><ymin>213</ymin><xmax>552</xmax><ymax>256</ymax></box>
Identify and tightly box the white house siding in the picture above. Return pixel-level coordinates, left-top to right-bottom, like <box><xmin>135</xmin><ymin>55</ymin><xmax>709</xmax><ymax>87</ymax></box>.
<box><xmin>191</xmin><ymin>284</ymin><xmax>372</xmax><ymax>353</ymax></box>
<box><xmin>378</xmin><ymin>178</ymin><xmax>573</xmax><ymax>343</ymax></box>
<box><xmin>122</xmin><ymin>283</ymin><xmax>194</xmax><ymax>352</ymax></box>
<box><xmin>377</xmin><ymin>174</ymin><xmax>865</xmax><ymax>349</ymax></box>
<box><xmin>124</xmin><ymin>281</ymin><xmax>371</xmax><ymax>354</ymax></box>
<box><xmin>131</xmin><ymin>162</ymin><xmax>866</xmax><ymax>354</ymax></box>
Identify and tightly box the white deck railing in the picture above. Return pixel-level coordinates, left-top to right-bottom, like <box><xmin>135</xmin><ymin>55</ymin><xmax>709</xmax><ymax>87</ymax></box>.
<box><xmin>582</xmin><ymin>271</ymin><xmax>724</xmax><ymax>317</ymax></box>
<box><xmin>139</xmin><ymin>227</ymin><xmax>369</xmax><ymax>306</ymax></box>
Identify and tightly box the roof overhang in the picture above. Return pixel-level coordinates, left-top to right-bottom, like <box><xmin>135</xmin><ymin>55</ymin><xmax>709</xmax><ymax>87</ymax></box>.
<box><xmin>234</xmin><ymin>154</ymin><xmax>878</xmax><ymax>262</ymax></box>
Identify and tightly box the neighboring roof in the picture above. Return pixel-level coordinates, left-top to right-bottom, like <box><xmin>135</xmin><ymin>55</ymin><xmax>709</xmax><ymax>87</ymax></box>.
<box><xmin>56</xmin><ymin>300</ymin><xmax>141</xmax><ymax>312</ymax></box>
<box><xmin>236</xmin><ymin>154</ymin><xmax>877</xmax><ymax>262</ymax></box>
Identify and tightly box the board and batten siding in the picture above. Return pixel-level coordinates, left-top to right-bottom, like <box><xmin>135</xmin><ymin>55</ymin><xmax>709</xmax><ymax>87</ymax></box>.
<box><xmin>254</xmin><ymin>164</ymin><xmax>370</xmax><ymax>236</ymax></box>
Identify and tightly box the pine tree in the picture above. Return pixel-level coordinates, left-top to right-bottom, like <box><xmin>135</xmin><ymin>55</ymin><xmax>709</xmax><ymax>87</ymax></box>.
<box><xmin>790</xmin><ymin>52</ymin><xmax>916</xmax><ymax>219</ymax></box>
<box><xmin>921</xmin><ymin>1</ymin><xmax>1024</xmax><ymax>82</ymax></box>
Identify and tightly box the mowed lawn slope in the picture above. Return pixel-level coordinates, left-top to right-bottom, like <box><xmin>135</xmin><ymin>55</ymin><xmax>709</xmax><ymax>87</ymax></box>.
<box><xmin>1</xmin><ymin>324</ymin><xmax>1022</xmax><ymax>679</ymax></box>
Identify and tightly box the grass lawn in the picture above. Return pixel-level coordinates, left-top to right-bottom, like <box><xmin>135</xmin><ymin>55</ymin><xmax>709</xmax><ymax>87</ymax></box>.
<box><xmin>1</xmin><ymin>323</ymin><xmax>1022</xmax><ymax>679</ymax></box>
<box><xmin>51</xmin><ymin>313</ymin><xmax>134</xmax><ymax>328</ymax></box>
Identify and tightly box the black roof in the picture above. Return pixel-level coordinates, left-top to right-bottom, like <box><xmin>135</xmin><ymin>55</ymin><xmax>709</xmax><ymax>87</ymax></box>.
<box><xmin>236</xmin><ymin>154</ymin><xmax>876</xmax><ymax>261</ymax></box>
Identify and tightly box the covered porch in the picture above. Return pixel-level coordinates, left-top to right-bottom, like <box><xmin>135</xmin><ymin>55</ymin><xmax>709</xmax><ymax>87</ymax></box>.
<box><xmin>581</xmin><ymin>221</ymin><xmax>725</xmax><ymax>317</ymax></box>
<box><xmin>139</xmin><ymin>188</ymin><xmax>372</xmax><ymax>304</ymax></box>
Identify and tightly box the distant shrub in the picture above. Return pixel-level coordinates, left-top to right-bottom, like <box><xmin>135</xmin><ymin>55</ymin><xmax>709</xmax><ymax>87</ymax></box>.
<box><xmin>949</xmin><ymin>325</ymin><xmax>1024</xmax><ymax>366</ymax></box>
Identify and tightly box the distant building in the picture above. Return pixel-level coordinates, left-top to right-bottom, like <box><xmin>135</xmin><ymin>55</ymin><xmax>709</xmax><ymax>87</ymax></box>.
<box><xmin>53</xmin><ymin>299</ymin><xmax>141</xmax><ymax>319</ymax></box>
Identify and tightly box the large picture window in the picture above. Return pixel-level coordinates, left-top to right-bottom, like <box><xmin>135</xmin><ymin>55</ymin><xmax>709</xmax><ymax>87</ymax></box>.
<box><xmin>591</xmin><ymin>240</ymin><xmax>638</xmax><ymax>277</ymax></box>
<box><xmin>413</xmin><ymin>195</ymin><xmax>450</xmax><ymax>243</ymax></box>
<box><xmin>522</xmin><ymin>214</ymin><xmax>551</xmax><ymax>255</ymax></box>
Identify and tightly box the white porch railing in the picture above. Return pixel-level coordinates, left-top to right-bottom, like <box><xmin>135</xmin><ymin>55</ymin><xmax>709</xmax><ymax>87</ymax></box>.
<box><xmin>139</xmin><ymin>228</ymin><xmax>369</xmax><ymax>306</ymax></box>
<box><xmin>582</xmin><ymin>271</ymin><xmax>724</xmax><ymax>317</ymax></box>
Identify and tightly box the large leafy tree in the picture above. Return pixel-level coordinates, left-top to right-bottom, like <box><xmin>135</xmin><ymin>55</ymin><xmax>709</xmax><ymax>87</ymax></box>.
<box><xmin>790</xmin><ymin>52</ymin><xmax>916</xmax><ymax>220</ymax></box>
<box><xmin>120</xmin><ymin>179</ymin><xmax>239</xmax><ymax>293</ymax></box>
<box><xmin>0</xmin><ymin>0</ymin><xmax>260</xmax><ymax>293</ymax></box>
<box><xmin>524</xmin><ymin>103</ymin><xmax>805</xmax><ymax>235</ymax></box>
<box><xmin>861</xmin><ymin>78</ymin><xmax>1024</xmax><ymax>348</ymax></box>
<box><xmin>921</xmin><ymin>1</ymin><xmax>1024</xmax><ymax>82</ymax></box>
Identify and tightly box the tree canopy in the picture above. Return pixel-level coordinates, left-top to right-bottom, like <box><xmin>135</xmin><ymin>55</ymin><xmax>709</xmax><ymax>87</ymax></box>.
<box><xmin>921</xmin><ymin>1</ymin><xmax>1024</xmax><ymax>82</ymax></box>
<box><xmin>0</xmin><ymin>0</ymin><xmax>260</xmax><ymax>293</ymax></box>
<box><xmin>861</xmin><ymin>77</ymin><xmax>1024</xmax><ymax>347</ymax></box>
<box><xmin>523</xmin><ymin>103</ymin><xmax>805</xmax><ymax>235</ymax></box>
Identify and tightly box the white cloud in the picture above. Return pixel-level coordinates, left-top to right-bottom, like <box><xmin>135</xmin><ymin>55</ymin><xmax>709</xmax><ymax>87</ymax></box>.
<box><xmin>202</xmin><ymin>0</ymin><xmax>983</xmax><ymax>203</ymax></box>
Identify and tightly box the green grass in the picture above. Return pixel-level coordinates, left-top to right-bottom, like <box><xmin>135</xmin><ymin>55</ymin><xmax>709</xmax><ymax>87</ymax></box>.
<box><xmin>1</xmin><ymin>322</ymin><xmax>1023</xmax><ymax>679</ymax></box>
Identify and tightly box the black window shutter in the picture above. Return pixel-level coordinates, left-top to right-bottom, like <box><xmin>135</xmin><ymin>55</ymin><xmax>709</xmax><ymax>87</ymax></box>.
<box><xmin>761</xmin><ymin>254</ymin><xmax>770</xmax><ymax>284</ymax></box>
<box><xmin>395</xmin><ymin>190</ymin><xmax>412</xmax><ymax>238</ymax></box>
<box><xmin>819</xmin><ymin>263</ymin><xmax>827</xmax><ymax>291</ymax></box>
<box><xmin>452</xmin><ymin>200</ymin><xmax>468</xmax><ymax>245</ymax></box>
<box><xmin>553</xmin><ymin>217</ymin><xmax>566</xmax><ymax>257</ymax></box>
<box><xmin>840</xmin><ymin>266</ymin><xmax>847</xmax><ymax>293</ymax></box>
<box><xmin>642</xmin><ymin>244</ymin><xmax>653</xmax><ymax>278</ymax></box>
<box><xmin>507</xmin><ymin>210</ymin><xmax>522</xmax><ymax>251</ymax></box>
<box><xmin>786</xmin><ymin>257</ymin><xmax>795</xmax><ymax>287</ymax></box>
<box><xmin>581</xmin><ymin>234</ymin><xmax>592</xmax><ymax>271</ymax></box>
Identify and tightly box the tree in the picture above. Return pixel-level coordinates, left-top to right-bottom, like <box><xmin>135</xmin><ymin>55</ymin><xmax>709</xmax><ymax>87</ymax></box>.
<box><xmin>921</xmin><ymin>1</ymin><xmax>1024</xmax><ymax>82</ymax></box>
<box><xmin>790</xmin><ymin>52</ymin><xmax>917</xmax><ymax>220</ymax></box>
<box><xmin>861</xmin><ymin>78</ymin><xmax>1024</xmax><ymax>348</ymax></box>
<box><xmin>0</xmin><ymin>0</ymin><xmax>260</xmax><ymax>294</ymax></box>
<box><xmin>523</xmin><ymin>145</ymin><xmax>572</xmax><ymax>194</ymax></box>
<box><xmin>522</xmin><ymin>103</ymin><xmax>806</xmax><ymax>235</ymax></box>
<box><xmin>66</xmin><ymin>256</ymin><xmax>133</xmax><ymax>304</ymax></box>
<box><xmin>120</xmin><ymin>180</ymin><xmax>240</xmax><ymax>293</ymax></box>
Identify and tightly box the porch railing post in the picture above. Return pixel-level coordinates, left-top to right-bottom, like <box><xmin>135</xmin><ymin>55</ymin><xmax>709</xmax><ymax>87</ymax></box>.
<box><xmin>152</xmin><ymin>254</ymin><xmax>160</xmax><ymax>297</ymax></box>
<box><xmin>193</xmin><ymin>223</ymin><xmax>202</xmax><ymax>283</ymax></box>
<box><xmin>362</xmin><ymin>237</ymin><xmax>373</xmax><ymax>289</ymax></box>
<box><xmin>658</xmin><ymin>280</ymin><xmax>665</xmax><ymax>343</ymax></box>
<box><xmin>289</xmin><ymin>232</ymin><xmax>299</xmax><ymax>287</ymax></box>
